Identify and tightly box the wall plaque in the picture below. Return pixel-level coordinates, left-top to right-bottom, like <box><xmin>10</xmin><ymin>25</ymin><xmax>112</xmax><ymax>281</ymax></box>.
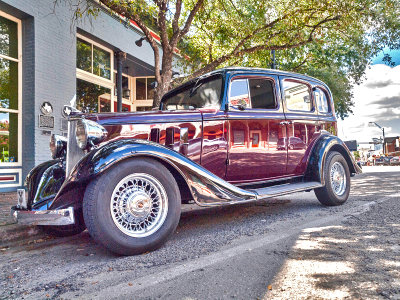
<box><xmin>39</xmin><ymin>114</ymin><xmax>55</xmax><ymax>128</ymax></box>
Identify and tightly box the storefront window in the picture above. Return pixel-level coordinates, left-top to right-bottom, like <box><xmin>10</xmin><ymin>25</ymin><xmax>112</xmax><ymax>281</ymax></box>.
<box><xmin>76</xmin><ymin>79</ymin><xmax>111</xmax><ymax>113</ymax></box>
<box><xmin>136</xmin><ymin>78</ymin><xmax>146</xmax><ymax>100</ymax></box>
<box><xmin>76</xmin><ymin>37</ymin><xmax>111</xmax><ymax>80</ymax></box>
<box><xmin>93</xmin><ymin>45</ymin><xmax>111</xmax><ymax>79</ymax></box>
<box><xmin>147</xmin><ymin>78</ymin><xmax>156</xmax><ymax>100</ymax></box>
<box><xmin>135</xmin><ymin>77</ymin><xmax>155</xmax><ymax>100</ymax></box>
<box><xmin>76</xmin><ymin>38</ymin><xmax>91</xmax><ymax>73</ymax></box>
<box><xmin>0</xmin><ymin>112</ymin><xmax>18</xmax><ymax>163</ymax></box>
<box><xmin>114</xmin><ymin>74</ymin><xmax>130</xmax><ymax>96</ymax></box>
<box><xmin>0</xmin><ymin>14</ymin><xmax>20</xmax><ymax>165</ymax></box>
<box><xmin>0</xmin><ymin>58</ymin><xmax>18</xmax><ymax>110</ymax></box>
<box><xmin>0</xmin><ymin>15</ymin><xmax>18</xmax><ymax>59</ymax></box>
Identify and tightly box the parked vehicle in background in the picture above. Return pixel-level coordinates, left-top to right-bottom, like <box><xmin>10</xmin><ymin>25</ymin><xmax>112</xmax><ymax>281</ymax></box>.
<box><xmin>383</xmin><ymin>156</ymin><xmax>393</xmax><ymax>165</ymax></box>
<box><xmin>375</xmin><ymin>157</ymin><xmax>385</xmax><ymax>166</ymax></box>
<box><xmin>11</xmin><ymin>67</ymin><xmax>362</xmax><ymax>255</ymax></box>
<box><xmin>390</xmin><ymin>156</ymin><xmax>400</xmax><ymax>165</ymax></box>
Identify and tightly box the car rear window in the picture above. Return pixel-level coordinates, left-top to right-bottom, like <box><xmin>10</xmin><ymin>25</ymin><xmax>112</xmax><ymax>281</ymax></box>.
<box><xmin>314</xmin><ymin>87</ymin><xmax>330</xmax><ymax>113</ymax></box>
<box><xmin>282</xmin><ymin>80</ymin><xmax>312</xmax><ymax>112</ymax></box>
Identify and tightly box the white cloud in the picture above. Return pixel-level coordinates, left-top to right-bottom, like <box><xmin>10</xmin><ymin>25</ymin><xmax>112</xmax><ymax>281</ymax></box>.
<box><xmin>338</xmin><ymin>64</ymin><xmax>400</xmax><ymax>144</ymax></box>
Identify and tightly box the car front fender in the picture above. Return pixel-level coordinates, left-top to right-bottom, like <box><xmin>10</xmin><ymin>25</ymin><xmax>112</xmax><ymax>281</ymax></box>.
<box><xmin>305</xmin><ymin>133</ymin><xmax>362</xmax><ymax>185</ymax></box>
<box><xmin>49</xmin><ymin>139</ymin><xmax>256</xmax><ymax>210</ymax></box>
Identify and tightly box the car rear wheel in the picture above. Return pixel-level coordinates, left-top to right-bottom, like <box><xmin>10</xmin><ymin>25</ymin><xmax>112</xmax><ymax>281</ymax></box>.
<box><xmin>314</xmin><ymin>151</ymin><xmax>351</xmax><ymax>206</ymax></box>
<box><xmin>83</xmin><ymin>158</ymin><xmax>181</xmax><ymax>255</ymax></box>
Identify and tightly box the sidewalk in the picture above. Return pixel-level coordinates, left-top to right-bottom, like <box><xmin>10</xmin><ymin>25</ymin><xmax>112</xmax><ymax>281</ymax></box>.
<box><xmin>0</xmin><ymin>192</ymin><xmax>42</xmax><ymax>245</ymax></box>
<box><xmin>0</xmin><ymin>192</ymin><xmax>16</xmax><ymax>226</ymax></box>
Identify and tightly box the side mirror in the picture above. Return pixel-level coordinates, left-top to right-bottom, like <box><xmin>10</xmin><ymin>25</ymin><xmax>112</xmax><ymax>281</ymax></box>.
<box><xmin>237</xmin><ymin>104</ymin><xmax>246</xmax><ymax>111</ymax></box>
<box><xmin>226</xmin><ymin>99</ymin><xmax>247</xmax><ymax>111</ymax></box>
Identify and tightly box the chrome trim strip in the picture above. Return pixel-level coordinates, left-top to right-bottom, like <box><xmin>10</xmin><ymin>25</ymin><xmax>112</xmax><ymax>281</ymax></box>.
<box><xmin>196</xmin><ymin>183</ymin><xmax>323</xmax><ymax>207</ymax></box>
<box><xmin>234</xmin><ymin>175</ymin><xmax>303</xmax><ymax>187</ymax></box>
<box><xmin>11</xmin><ymin>207</ymin><xmax>75</xmax><ymax>226</ymax></box>
<box><xmin>255</xmin><ymin>183</ymin><xmax>323</xmax><ymax>200</ymax></box>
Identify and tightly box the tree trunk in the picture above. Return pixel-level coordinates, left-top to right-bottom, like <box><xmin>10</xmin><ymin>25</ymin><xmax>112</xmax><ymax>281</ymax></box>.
<box><xmin>153</xmin><ymin>50</ymin><xmax>173</xmax><ymax>108</ymax></box>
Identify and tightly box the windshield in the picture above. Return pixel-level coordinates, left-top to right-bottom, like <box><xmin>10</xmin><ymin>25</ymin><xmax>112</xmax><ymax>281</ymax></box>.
<box><xmin>161</xmin><ymin>76</ymin><xmax>223</xmax><ymax>110</ymax></box>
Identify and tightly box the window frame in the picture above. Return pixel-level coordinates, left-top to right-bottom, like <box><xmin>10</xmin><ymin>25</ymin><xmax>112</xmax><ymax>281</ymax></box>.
<box><xmin>281</xmin><ymin>78</ymin><xmax>315</xmax><ymax>113</ymax></box>
<box><xmin>76</xmin><ymin>34</ymin><xmax>115</xmax><ymax>112</ymax></box>
<box><xmin>0</xmin><ymin>11</ymin><xmax>22</xmax><ymax>168</ymax></box>
<box><xmin>227</xmin><ymin>75</ymin><xmax>280</xmax><ymax>112</ymax></box>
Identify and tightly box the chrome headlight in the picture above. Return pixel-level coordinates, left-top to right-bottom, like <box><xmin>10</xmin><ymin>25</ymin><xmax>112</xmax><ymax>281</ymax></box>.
<box><xmin>49</xmin><ymin>134</ymin><xmax>67</xmax><ymax>159</ymax></box>
<box><xmin>76</xmin><ymin>119</ymin><xmax>108</xmax><ymax>149</ymax></box>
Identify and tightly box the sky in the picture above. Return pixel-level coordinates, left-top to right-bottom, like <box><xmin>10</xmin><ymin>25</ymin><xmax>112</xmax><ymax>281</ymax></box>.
<box><xmin>337</xmin><ymin>50</ymin><xmax>400</xmax><ymax>146</ymax></box>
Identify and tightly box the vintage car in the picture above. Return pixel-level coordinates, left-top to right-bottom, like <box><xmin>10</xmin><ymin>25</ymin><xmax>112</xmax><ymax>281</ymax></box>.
<box><xmin>11</xmin><ymin>67</ymin><xmax>361</xmax><ymax>255</ymax></box>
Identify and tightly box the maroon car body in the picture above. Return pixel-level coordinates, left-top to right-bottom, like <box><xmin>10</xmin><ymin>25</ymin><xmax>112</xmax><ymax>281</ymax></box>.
<box><xmin>12</xmin><ymin>67</ymin><xmax>361</xmax><ymax>255</ymax></box>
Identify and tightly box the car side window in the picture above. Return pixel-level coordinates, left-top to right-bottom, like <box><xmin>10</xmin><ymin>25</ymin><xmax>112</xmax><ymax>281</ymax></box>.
<box><xmin>282</xmin><ymin>80</ymin><xmax>312</xmax><ymax>111</ymax></box>
<box><xmin>314</xmin><ymin>87</ymin><xmax>330</xmax><ymax>113</ymax></box>
<box><xmin>229</xmin><ymin>78</ymin><xmax>276</xmax><ymax>109</ymax></box>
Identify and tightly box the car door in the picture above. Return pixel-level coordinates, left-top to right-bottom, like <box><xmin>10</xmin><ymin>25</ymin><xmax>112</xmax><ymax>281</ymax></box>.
<box><xmin>280</xmin><ymin>77</ymin><xmax>320</xmax><ymax>176</ymax></box>
<box><xmin>225</xmin><ymin>74</ymin><xmax>288</xmax><ymax>184</ymax></box>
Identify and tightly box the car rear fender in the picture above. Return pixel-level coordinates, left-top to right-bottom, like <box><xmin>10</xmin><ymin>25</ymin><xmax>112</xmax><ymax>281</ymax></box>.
<box><xmin>305</xmin><ymin>133</ymin><xmax>362</xmax><ymax>185</ymax></box>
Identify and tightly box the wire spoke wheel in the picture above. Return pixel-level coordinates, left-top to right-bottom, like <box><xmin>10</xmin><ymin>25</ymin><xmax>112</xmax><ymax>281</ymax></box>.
<box><xmin>110</xmin><ymin>173</ymin><xmax>168</xmax><ymax>238</ymax></box>
<box><xmin>330</xmin><ymin>161</ymin><xmax>347</xmax><ymax>196</ymax></box>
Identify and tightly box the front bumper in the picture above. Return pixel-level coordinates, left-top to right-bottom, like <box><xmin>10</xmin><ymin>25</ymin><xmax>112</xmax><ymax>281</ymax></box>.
<box><xmin>11</xmin><ymin>206</ymin><xmax>75</xmax><ymax>226</ymax></box>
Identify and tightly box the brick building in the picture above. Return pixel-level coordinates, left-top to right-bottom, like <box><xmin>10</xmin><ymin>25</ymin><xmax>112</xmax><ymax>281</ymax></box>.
<box><xmin>0</xmin><ymin>0</ymin><xmax>180</xmax><ymax>191</ymax></box>
<box><xmin>385</xmin><ymin>137</ymin><xmax>400</xmax><ymax>155</ymax></box>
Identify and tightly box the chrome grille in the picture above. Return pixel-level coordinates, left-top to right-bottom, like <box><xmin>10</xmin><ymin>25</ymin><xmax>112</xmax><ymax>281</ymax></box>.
<box><xmin>66</xmin><ymin>120</ymin><xmax>85</xmax><ymax>177</ymax></box>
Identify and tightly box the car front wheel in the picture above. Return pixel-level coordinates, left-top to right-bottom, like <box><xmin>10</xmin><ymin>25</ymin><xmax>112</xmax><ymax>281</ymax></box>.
<box><xmin>83</xmin><ymin>158</ymin><xmax>181</xmax><ymax>255</ymax></box>
<box><xmin>314</xmin><ymin>151</ymin><xmax>351</xmax><ymax>206</ymax></box>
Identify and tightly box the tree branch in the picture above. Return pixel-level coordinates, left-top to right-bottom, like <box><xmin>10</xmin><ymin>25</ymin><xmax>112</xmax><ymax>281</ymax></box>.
<box><xmin>157</xmin><ymin>1</ymin><xmax>170</xmax><ymax>52</ymax></box>
<box><xmin>172</xmin><ymin>0</ymin><xmax>182</xmax><ymax>34</ymax></box>
<box><xmin>177</xmin><ymin>0</ymin><xmax>204</xmax><ymax>41</ymax></box>
<box><xmin>98</xmin><ymin>0</ymin><xmax>161</xmax><ymax>82</ymax></box>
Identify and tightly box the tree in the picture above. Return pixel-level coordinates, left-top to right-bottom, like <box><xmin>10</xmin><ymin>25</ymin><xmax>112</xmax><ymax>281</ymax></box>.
<box><xmin>67</xmin><ymin>0</ymin><xmax>400</xmax><ymax>113</ymax></box>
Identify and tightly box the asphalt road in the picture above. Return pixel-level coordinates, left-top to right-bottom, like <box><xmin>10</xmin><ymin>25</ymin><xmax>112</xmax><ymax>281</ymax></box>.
<box><xmin>1</xmin><ymin>166</ymin><xmax>399</xmax><ymax>299</ymax></box>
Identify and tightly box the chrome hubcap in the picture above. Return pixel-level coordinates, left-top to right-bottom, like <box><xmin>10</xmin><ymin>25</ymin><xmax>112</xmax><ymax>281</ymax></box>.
<box><xmin>110</xmin><ymin>173</ymin><xmax>168</xmax><ymax>238</ymax></box>
<box><xmin>330</xmin><ymin>161</ymin><xmax>346</xmax><ymax>196</ymax></box>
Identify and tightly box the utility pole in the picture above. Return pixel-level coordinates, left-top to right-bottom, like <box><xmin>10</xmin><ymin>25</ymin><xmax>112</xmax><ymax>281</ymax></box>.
<box><xmin>368</xmin><ymin>122</ymin><xmax>385</xmax><ymax>155</ymax></box>
<box><xmin>270</xmin><ymin>50</ymin><xmax>276</xmax><ymax>69</ymax></box>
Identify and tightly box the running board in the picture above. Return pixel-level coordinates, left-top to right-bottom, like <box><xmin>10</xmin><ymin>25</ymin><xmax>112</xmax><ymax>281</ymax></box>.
<box><xmin>252</xmin><ymin>181</ymin><xmax>323</xmax><ymax>200</ymax></box>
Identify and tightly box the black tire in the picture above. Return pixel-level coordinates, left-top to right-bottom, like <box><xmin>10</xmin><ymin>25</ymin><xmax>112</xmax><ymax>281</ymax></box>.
<box><xmin>38</xmin><ymin>208</ymin><xmax>86</xmax><ymax>237</ymax></box>
<box><xmin>314</xmin><ymin>151</ymin><xmax>351</xmax><ymax>206</ymax></box>
<box><xmin>83</xmin><ymin>158</ymin><xmax>181</xmax><ymax>255</ymax></box>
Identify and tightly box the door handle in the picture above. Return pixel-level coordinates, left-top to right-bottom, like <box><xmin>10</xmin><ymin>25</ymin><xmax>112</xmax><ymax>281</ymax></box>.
<box><xmin>279</xmin><ymin>121</ymin><xmax>292</xmax><ymax>125</ymax></box>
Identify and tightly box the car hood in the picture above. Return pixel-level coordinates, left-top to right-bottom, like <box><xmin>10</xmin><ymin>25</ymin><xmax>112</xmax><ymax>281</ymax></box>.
<box><xmin>84</xmin><ymin>109</ymin><xmax>203</xmax><ymax>126</ymax></box>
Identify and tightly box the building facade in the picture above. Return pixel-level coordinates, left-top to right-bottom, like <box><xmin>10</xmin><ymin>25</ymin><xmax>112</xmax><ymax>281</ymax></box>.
<box><xmin>0</xmin><ymin>0</ymin><xmax>176</xmax><ymax>191</ymax></box>
<box><xmin>385</xmin><ymin>137</ymin><xmax>400</xmax><ymax>155</ymax></box>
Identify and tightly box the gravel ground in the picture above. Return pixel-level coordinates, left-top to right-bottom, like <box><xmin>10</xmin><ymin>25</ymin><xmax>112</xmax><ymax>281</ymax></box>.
<box><xmin>0</xmin><ymin>166</ymin><xmax>399</xmax><ymax>299</ymax></box>
<box><xmin>266</xmin><ymin>195</ymin><xmax>400</xmax><ymax>299</ymax></box>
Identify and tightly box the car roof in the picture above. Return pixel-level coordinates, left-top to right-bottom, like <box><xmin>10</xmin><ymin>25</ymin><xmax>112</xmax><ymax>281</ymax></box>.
<box><xmin>163</xmin><ymin>67</ymin><xmax>328</xmax><ymax>100</ymax></box>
